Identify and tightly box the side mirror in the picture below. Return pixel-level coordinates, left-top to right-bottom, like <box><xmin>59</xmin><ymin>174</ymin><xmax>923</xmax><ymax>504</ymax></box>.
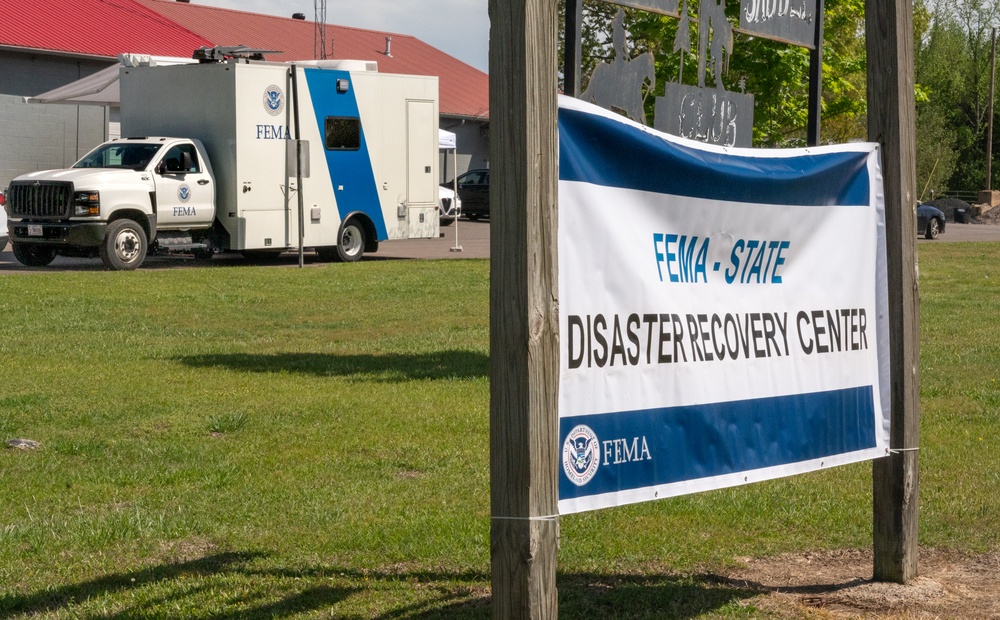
<box><xmin>155</xmin><ymin>161</ymin><xmax>166</xmax><ymax>175</ymax></box>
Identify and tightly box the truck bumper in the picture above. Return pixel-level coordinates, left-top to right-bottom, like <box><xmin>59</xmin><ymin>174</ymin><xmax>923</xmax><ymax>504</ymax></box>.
<box><xmin>9</xmin><ymin>222</ymin><xmax>108</xmax><ymax>247</ymax></box>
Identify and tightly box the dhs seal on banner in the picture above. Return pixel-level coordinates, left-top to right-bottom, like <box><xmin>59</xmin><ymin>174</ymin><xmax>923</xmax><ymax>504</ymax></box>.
<box><xmin>563</xmin><ymin>425</ymin><xmax>600</xmax><ymax>486</ymax></box>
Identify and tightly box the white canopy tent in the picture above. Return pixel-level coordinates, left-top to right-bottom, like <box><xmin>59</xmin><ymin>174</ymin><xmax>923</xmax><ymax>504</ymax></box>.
<box><xmin>438</xmin><ymin>128</ymin><xmax>456</xmax><ymax>150</ymax></box>
<box><xmin>439</xmin><ymin>128</ymin><xmax>462</xmax><ymax>252</ymax></box>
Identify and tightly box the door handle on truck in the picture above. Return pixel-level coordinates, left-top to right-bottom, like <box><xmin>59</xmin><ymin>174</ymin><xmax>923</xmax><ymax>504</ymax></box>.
<box><xmin>198</xmin><ymin>179</ymin><xmax>210</xmax><ymax>185</ymax></box>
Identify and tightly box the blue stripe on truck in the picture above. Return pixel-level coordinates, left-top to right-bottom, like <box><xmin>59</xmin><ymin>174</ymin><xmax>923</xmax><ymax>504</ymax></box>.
<box><xmin>304</xmin><ymin>68</ymin><xmax>387</xmax><ymax>240</ymax></box>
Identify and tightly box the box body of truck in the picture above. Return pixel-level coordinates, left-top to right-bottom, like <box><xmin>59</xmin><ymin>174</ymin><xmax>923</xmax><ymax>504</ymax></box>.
<box><xmin>119</xmin><ymin>60</ymin><xmax>440</xmax><ymax>254</ymax></box>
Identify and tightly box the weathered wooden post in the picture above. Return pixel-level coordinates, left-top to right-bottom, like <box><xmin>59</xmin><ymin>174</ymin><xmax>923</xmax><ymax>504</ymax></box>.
<box><xmin>488</xmin><ymin>0</ymin><xmax>560</xmax><ymax>616</ymax></box>
<box><xmin>865</xmin><ymin>0</ymin><xmax>920</xmax><ymax>583</ymax></box>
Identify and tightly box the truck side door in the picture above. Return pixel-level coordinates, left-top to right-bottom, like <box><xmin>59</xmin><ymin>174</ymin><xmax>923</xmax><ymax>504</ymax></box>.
<box><xmin>154</xmin><ymin>143</ymin><xmax>215</xmax><ymax>229</ymax></box>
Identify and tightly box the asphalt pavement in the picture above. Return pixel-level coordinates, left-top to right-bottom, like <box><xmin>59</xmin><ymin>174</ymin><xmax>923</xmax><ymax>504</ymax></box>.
<box><xmin>0</xmin><ymin>218</ymin><xmax>491</xmax><ymax>271</ymax></box>
<box><xmin>0</xmin><ymin>219</ymin><xmax>995</xmax><ymax>272</ymax></box>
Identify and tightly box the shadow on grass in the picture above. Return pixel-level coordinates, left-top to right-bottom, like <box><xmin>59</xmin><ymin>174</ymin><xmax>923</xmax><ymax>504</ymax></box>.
<box><xmin>175</xmin><ymin>350</ymin><xmax>489</xmax><ymax>381</ymax></box>
<box><xmin>1</xmin><ymin>554</ymin><xmax>769</xmax><ymax>619</ymax></box>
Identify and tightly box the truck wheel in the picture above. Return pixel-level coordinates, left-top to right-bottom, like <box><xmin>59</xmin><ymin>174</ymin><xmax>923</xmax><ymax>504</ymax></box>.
<box><xmin>335</xmin><ymin>220</ymin><xmax>366</xmax><ymax>262</ymax></box>
<box><xmin>316</xmin><ymin>246</ymin><xmax>338</xmax><ymax>262</ymax></box>
<box><xmin>192</xmin><ymin>248</ymin><xmax>215</xmax><ymax>261</ymax></box>
<box><xmin>240</xmin><ymin>250</ymin><xmax>284</xmax><ymax>262</ymax></box>
<box><xmin>100</xmin><ymin>219</ymin><xmax>147</xmax><ymax>270</ymax></box>
<box><xmin>12</xmin><ymin>242</ymin><xmax>57</xmax><ymax>267</ymax></box>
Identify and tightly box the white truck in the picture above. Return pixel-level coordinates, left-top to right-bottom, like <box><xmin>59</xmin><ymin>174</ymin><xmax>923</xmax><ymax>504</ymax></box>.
<box><xmin>3</xmin><ymin>50</ymin><xmax>441</xmax><ymax>269</ymax></box>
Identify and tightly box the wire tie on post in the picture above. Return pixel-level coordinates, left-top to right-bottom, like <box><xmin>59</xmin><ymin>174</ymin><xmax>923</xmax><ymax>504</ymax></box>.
<box><xmin>490</xmin><ymin>514</ymin><xmax>560</xmax><ymax>522</ymax></box>
<box><xmin>887</xmin><ymin>447</ymin><xmax>920</xmax><ymax>454</ymax></box>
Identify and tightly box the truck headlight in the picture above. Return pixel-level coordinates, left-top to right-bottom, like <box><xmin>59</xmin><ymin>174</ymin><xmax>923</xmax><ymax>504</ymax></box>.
<box><xmin>73</xmin><ymin>191</ymin><xmax>100</xmax><ymax>216</ymax></box>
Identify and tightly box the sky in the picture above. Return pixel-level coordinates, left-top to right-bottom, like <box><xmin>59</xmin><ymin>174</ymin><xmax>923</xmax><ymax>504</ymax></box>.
<box><xmin>190</xmin><ymin>0</ymin><xmax>489</xmax><ymax>72</ymax></box>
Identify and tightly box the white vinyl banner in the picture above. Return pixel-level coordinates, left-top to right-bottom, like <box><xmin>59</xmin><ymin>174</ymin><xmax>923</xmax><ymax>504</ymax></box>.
<box><xmin>557</xmin><ymin>96</ymin><xmax>891</xmax><ymax>515</ymax></box>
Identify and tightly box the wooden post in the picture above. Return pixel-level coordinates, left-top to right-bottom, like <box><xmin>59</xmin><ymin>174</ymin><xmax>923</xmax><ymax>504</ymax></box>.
<box><xmin>488</xmin><ymin>0</ymin><xmax>560</xmax><ymax>617</ymax></box>
<box><xmin>865</xmin><ymin>0</ymin><xmax>920</xmax><ymax>584</ymax></box>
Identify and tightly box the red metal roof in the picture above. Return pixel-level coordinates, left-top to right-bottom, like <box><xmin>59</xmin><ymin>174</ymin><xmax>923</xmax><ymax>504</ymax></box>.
<box><xmin>0</xmin><ymin>0</ymin><xmax>211</xmax><ymax>58</ymax></box>
<box><xmin>136</xmin><ymin>0</ymin><xmax>489</xmax><ymax>119</ymax></box>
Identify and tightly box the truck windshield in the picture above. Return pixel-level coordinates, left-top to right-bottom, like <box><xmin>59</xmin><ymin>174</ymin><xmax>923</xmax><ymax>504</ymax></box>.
<box><xmin>74</xmin><ymin>144</ymin><xmax>164</xmax><ymax>171</ymax></box>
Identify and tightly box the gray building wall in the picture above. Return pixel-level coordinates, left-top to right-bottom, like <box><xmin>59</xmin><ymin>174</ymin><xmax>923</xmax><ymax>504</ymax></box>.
<box><xmin>441</xmin><ymin>118</ymin><xmax>489</xmax><ymax>180</ymax></box>
<box><xmin>0</xmin><ymin>50</ymin><xmax>113</xmax><ymax>188</ymax></box>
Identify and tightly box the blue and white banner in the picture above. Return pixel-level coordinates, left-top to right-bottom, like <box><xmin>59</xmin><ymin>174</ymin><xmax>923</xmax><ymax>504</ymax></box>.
<box><xmin>557</xmin><ymin>96</ymin><xmax>890</xmax><ymax>515</ymax></box>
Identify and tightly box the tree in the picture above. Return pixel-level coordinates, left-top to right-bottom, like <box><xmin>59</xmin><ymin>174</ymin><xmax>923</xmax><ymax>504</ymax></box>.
<box><xmin>915</xmin><ymin>0</ymin><xmax>1000</xmax><ymax>195</ymax></box>
<box><xmin>559</xmin><ymin>0</ymin><xmax>869</xmax><ymax>147</ymax></box>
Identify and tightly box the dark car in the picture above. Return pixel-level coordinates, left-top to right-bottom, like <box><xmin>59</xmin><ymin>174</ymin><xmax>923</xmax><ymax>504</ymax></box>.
<box><xmin>445</xmin><ymin>168</ymin><xmax>490</xmax><ymax>220</ymax></box>
<box><xmin>917</xmin><ymin>203</ymin><xmax>946</xmax><ymax>239</ymax></box>
<box><xmin>0</xmin><ymin>189</ymin><xmax>7</xmax><ymax>250</ymax></box>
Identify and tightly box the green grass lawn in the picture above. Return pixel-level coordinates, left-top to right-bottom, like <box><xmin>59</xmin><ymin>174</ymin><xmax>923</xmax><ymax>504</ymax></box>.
<box><xmin>0</xmin><ymin>246</ymin><xmax>998</xmax><ymax>619</ymax></box>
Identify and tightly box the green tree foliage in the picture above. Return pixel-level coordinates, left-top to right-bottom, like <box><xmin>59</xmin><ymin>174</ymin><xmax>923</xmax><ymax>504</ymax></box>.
<box><xmin>558</xmin><ymin>0</ymin><xmax>868</xmax><ymax>147</ymax></box>
<box><xmin>915</xmin><ymin>0</ymin><xmax>1000</xmax><ymax>195</ymax></box>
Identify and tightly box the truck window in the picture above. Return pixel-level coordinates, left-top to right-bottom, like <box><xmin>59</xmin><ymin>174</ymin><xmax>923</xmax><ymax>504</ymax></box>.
<box><xmin>161</xmin><ymin>144</ymin><xmax>201</xmax><ymax>173</ymax></box>
<box><xmin>74</xmin><ymin>144</ymin><xmax>163</xmax><ymax>171</ymax></box>
<box><xmin>325</xmin><ymin>117</ymin><xmax>360</xmax><ymax>151</ymax></box>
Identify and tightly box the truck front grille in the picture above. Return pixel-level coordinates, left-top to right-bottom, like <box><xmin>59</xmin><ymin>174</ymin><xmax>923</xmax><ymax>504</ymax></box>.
<box><xmin>6</xmin><ymin>181</ymin><xmax>73</xmax><ymax>219</ymax></box>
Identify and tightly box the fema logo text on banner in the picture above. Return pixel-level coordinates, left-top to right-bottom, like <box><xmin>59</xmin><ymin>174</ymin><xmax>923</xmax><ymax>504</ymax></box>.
<box><xmin>556</xmin><ymin>95</ymin><xmax>891</xmax><ymax>515</ymax></box>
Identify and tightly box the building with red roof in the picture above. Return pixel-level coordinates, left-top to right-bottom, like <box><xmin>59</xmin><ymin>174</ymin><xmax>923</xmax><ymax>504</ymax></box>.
<box><xmin>0</xmin><ymin>0</ymin><xmax>489</xmax><ymax>189</ymax></box>
<box><xmin>0</xmin><ymin>0</ymin><xmax>211</xmax><ymax>59</ymax></box>
<box><xmin>137</xmin><ymin>0</ymin><xmax>489</xmax><ymax>122</ymax></box>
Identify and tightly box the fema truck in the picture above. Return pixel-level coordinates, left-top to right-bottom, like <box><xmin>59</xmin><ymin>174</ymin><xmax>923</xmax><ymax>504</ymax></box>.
<box><xmin>3</xmin><ymin>49</ymin><xmax>441</xmax><ymax>269</ymax></box>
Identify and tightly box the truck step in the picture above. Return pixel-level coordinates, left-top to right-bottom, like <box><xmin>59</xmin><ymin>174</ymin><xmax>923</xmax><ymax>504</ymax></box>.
<box><xmin>155</xmin><ymin>233</ymin><xmax>211</xmax><ymax>252</ymax></box>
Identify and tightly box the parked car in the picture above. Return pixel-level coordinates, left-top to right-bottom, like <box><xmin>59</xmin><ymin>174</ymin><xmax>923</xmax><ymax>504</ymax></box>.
<box><xmin>917</xmin><ymin>202</ymin><xmax>946</xmax><ymax>239</ymax></box>
<box><xmin>445</xmin><ymin>168</ymin><xmax>490</xmax><ymax>220</ymax></box>
<box><xmin>0</xmin><ymin>189</ymin><xmax>8</xmax><ymax>250</ymax></box>
<box><xmin>438</xmin><ymin>185</ymin><xmax>461</xmax><ymax>226</ymax></box>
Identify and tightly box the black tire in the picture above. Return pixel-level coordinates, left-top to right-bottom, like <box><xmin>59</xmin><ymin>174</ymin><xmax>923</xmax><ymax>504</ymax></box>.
<box><xmin>11</xmin><ymin>242</ymin><xmax>57</xmax><ymax>267</ymax></box>
<box><xmin>192</xmin><ymin>248</ymin><xmax>215</xmax><ymax>261</ymax></box>
<box><xmin>335</xmin><ymin>220</ymin><xmax>366</xmax><ymax>262</ymax></box>
<box><xmin>467</xmin><ymin>213</ymin><xmax>480</xmax><ymax>221</ymax></box>
<box><xmin>100</xmin><ymin>219</ymin><xmax>147</xmax><ymax>270</ymax></box>
<box><xmin>316</xmin><ymin>246</ymin><xmax>338</xmax><ymax>262</ymax></box>
<box><xmin>240</xmin><ymin>250</ymin><xmax>284</xmax><ymax>262</ymax></box>
<box><xmin>440</xmin><ymin>218</ymin><xmax>455</xmax><ymax>227</ymax></box>
<box><xmin>925</xmin><ymin>218</ymin><xmax>940</xmax><ymax>240</ymax></box>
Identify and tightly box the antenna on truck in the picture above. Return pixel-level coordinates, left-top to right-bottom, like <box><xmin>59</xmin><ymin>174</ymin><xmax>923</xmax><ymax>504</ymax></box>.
<box><xmin>193</xmin><ymin>46</ymin><xmax>282</xmax><ymax>63</ymax></box>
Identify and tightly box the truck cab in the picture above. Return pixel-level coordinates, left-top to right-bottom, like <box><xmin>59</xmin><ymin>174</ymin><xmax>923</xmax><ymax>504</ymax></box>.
<box><xmin>4</xmin><ymin>137</ymin><xmax>216</xmax><ymax>269</ymax></box>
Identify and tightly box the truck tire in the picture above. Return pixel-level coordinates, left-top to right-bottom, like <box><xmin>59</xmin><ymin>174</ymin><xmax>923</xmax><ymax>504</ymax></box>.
<box><xmin>335</xmin><ymin>220</ymin><xmax>366</xmax><ymax>262</ymax></box>
<box><xmin>240</xmin><ymin>250</ymin><xmax>284</xmax><ymax>262</ymax></box>
<box><xmin>100</xmin><ymin>219</ymin><xmax>148</xmax><ymax>270</ymax></box>
<box><xmin>12</xmin><ymin>242</ymin><xmax>57</xmax><ymax>267</ymax></box>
